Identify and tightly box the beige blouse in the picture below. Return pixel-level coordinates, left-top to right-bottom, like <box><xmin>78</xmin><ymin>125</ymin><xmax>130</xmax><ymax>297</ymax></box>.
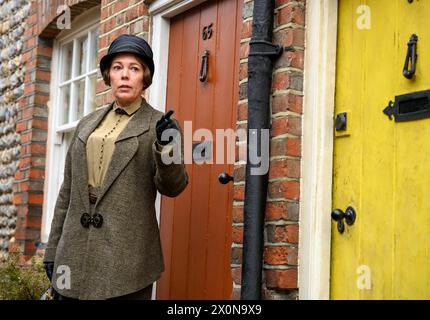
<box><xmin>86</xmin><ymin>98</ymin><xmax>143</xmax><ymax>188</ymax></box>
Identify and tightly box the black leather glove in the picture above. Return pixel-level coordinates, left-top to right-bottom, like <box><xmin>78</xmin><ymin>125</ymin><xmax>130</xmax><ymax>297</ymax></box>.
<box><xmin>44</xmin><ymin>261</ymin><xmax>54</xmax><ymax>281</ymax></box>
<box><xmin>156</xmin><ymin>110</ymin><xmax>179</xmax><ymax>146</ymax></box>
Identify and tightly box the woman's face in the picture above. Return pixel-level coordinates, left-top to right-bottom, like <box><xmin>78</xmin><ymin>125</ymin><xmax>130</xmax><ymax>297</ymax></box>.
<box><xmin>109</xmin><ymin>53</ymin><xmax>145</xmax><ymax>107</ymax></box>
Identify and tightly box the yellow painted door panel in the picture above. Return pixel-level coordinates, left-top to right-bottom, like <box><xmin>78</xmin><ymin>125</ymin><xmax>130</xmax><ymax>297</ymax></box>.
<box><xmin>332</xmin><ymin>0</ymin><xmax>430</xmax><ymax>299</ymax></box>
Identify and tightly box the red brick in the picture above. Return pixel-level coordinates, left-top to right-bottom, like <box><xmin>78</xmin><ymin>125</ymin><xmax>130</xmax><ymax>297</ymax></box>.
<box><xmin>272</xmin><ymin>93</ymin><xmax>303</xmax><ymax>114</ymax></box>
<box><xmin>28</xmin><ymin>193</ymin><xmax>44</xmax><ymax>205</ymax></box>
<box><xmin>237</xmin><ymin>100</ymin><xmax>247</xmax><ymax>121</ymax></box>
<box><xmin>265</xmin><ymin>268</ymin><xmax>298</xmax><ymax>289</ymax></box>
<box><xmin>114</xmin><ymin>0</ymin><xmax>129</xmax><ymax>13</ymax></box>
<box><xmin>233</xmin><ymin>165</ymin><xmax>245</xmax><ymax>183</ymax></box>
<box><xmin>35</xmin><ymin>70</ymin><xmax>51</xmax><ymax>82</ymax></box>
<box><xmin>231</xmin><ymin>267</ymin><xmax>242</xmax><ymax>285</ymax></box>
<box><xmin>17</xmin><ymin>181</ymin><xmax>30</xmax><ymax>192</ymax></box>
<box><xmin>35</xmin><ymin>94</ymin><xmax>49</xmax><ymax>105</ymax></box>
<box><xmin>22</xmin><ymin>50</ymin><xmax>34</xmax><ymax>62</ymax></box>
<box><xmin>286</xmin><ymin>137</ymin><xmax>301</xmax><ymax>157</ymax></box>
<box><xmin>24</xmin><ymin>84</ymin><xmax>36</xmax><ymax>96</ymax></box>
<box><xmin>125</xmin><ymin>5</ymin><xmax>145</xmax><ymax>23</ymax></box>
<box><xmin>16</xmin><ymin>121</ymin><xmax>27</xmax><ymax>132</ymax></box>
<box><xmin>274</xmin><ymin>49</ymin><xmax>304</xmax><ymax>70</ymax></box>
<box><xmin>264</xmin><ymin>246</ymin><xmax>297</xmax><ymax>265</ymax></box>
<box><xmin>241</xmin><ymin>19</ymin><xmax>252</xmax><ymax>39</ymax></box>
<box><xmin>233</xmin><ymin>185</ymin><xmax>245</xmax><ymax>201</ymax></box>
<box><xmin>32</xmin><ymin>156</ymin><xmax>46</xmax><ymax>168</ymax></box>
<box><xmin>99</xmin><ymin>35</ymin><xmax>109</xmax><ymax>50</ymax></box>
<box><xmin>271</xmin><ymin>116</ymin><xmax>301</xmax><ymax>137</ymax></box>
<box><xmin>275</xmin><ymin>5</ymin><xmax>305</xmax><ymax>27</ymax></box>
<box><xmin>20</xmin><ymin>132</ymin><xmax>31</xmax><ymax>144</ymax></box>
<box><xmin>240</xmin><ymin>42</ymin><xmax>249</xmax><ymax>60</ymax></box>
<box><xmin>14</xmin><ymin>170</ymin><xmax>28</xmax><ymax>181</ymax></box>
<box><xmin>19</xmin><ymin>157</ymin><xmax>31</xmax><ymax>169</ymax></box>
<box><xmin>286</xmin><ymin>224</ymin><xmax>299</xmax><ymax>244</ymax></box>
<box><xmin>97</xmin><ymin>78</ymin><xmax>109</xmax><ymax>93</ymax></box>
<box><xmin>24</xmin><ymin>215</ymin><xmax>42</xmax><ymax>229</ymax></box>
<box><xmin>272</xmin><ymin>72</ymin><xmax>289</xmax><ymax>91</ymax></box>
<box><xmin>32</xmin><ymin>119</ymin><xmax>48</xmax><ymax>130</ymax></box>
<box><xmin>30</xmin><ymin>144</ymin><xmax>46</xmax><ymax>155</ymax></box>
<box><xmin>29</xmin><ymin>168</ymin><xmax>45</xmax><ymax>179</ymax></box>
<box><xmin>269</xmin><ymin>159</ymin><xmax>300</xmax><ymax>180</ymax></box>
<box><xmin>268</xmin><ymin>180</ymin><xmax>300</xmax><ymax>200</ymax></box>
<box><xmin>101</xmin><ymin>7</ymin><xmax>109</xmax><ymax>20</ymax></box>
<box><xmin>13</xmin><ymin>193</ymin><xmax>26</xmax><ymax>205</ymax></box>
<box><xmin>273</xmin><ymin>27</ymin><xmax>305</xmax><ymax>48</ymax></box>
<box><xmin>266</xmin><ymin>201</ymin><xmax>288</xmax><ymax>221</ymax></box>
<box><xmin>231</xmin><ymin>247</ymin><xmax>243</xmax><ymax>265</ymax></box>
<box><xmin>101</xmin><ymin>16</ymin><xmax>116</xmax><ymax>34</ymax></box>
<box><xmin>239</xmin><ymin>62</ymin><xmax>248</xmax><ymax>82</ymax></box>
<box><xmin>232</xmin><ymin>226</ymin><xmax>243</xmax><ymax>244</ymax></box>
<box><xmin>25</xmin><ymin>58</ymin><xmax>37</xmax><ymax>70</ymax></box>
<box><xmin>37</xmin><ymin>46</ymin><xmax>53</xmax><ymax>58</ymax></box>
<box><xmin>267</xmin><ymin>224</ymin><xmax>299</xmax><ymax>244</ymax></box>
<box><xmin>232</xmin><ymin>205</ymin><xmax>244</xmax><ymax>223</ymax></box>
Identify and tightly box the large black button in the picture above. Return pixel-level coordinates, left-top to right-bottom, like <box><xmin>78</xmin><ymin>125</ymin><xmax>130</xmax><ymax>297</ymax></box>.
<box><xmin>92</xmin><ymin>213</ymin><xmax>103</xmax><ymax>228</ymax></box>
<box><xmin>80</xmin><ymin>213</ymin><xmax>103</xmax><ymax>228</ymax></box>
<box><xmin>81</xmin><ymin>213</ymin><xmax>91</xmax><ymax>228</ymax></box>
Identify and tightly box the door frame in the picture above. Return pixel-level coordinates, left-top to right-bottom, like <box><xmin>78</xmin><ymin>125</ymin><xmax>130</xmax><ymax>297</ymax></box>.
<box><xmin>299</xmin><ymin>0</ymin><xmax>339</xmax><ymax>300</ymax></box>
<box><xmin>147</xmin><ymin>0</ymin><xmax>211</xmax><ymax>300</ymax></box>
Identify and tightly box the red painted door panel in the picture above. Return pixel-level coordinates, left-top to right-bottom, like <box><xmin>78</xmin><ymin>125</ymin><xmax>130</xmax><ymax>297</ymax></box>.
<box><xmin>157</xmin><ymin>0</ymin><xmax>241</xmax><ymax>299</ymax></box>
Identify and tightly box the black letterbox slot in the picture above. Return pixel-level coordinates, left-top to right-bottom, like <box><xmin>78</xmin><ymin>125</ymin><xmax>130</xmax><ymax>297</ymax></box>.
<box><xmin>383</xmin><ymin>89</ymin><xmax>430</xmax><ymax>122</ymax></box>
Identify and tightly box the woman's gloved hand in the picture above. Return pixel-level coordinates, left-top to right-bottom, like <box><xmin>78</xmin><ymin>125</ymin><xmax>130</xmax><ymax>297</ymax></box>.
<box><xmin>156</xmin><ymin>110</ymin><xmax>179</xmax><ymax>146</ymax></box>
<box><xmin>44</xmin><ymin>261</ymin><xmax>54</xmax><ymax>281</ymax></box>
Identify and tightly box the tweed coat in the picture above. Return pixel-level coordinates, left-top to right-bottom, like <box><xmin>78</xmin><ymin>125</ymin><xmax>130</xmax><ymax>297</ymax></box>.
<box><xmin>43</xmin><ymin>99</ymin><xmax>188</xmax><ymax>299</ymax></box>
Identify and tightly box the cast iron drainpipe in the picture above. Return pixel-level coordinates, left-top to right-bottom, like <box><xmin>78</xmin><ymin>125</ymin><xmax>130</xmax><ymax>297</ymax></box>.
<box><xmin>241</xmin><ymin>0</ymin><xmax>283</xmax><ymax>300</ymax></box>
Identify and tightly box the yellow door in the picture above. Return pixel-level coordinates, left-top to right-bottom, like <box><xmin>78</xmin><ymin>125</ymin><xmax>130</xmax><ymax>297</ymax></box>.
<box><xmin>331</xmin><ymin>0</ymin><xmax>430</xmax><ymax>299</ymax></box>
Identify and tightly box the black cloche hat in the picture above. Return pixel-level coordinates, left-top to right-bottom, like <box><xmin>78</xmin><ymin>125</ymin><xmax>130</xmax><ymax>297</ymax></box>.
<box><xmin>99</xmin><ymin>34</ymin><xmax>155</xmax><ymax>78</ymax></box>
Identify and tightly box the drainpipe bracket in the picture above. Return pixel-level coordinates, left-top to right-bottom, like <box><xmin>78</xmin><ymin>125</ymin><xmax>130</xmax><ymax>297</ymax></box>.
<box><xmin>249</xmin><ymin>40</ymin><xmax>283</xmax><ymax>59</ymax></box>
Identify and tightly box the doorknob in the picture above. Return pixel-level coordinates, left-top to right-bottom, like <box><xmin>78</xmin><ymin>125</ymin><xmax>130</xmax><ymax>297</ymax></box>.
<box><xmin>331</xmin><ymin>206</ymin><xmax>356</xmax><ymax>234</ymax></box>
<box><xmin>218</xmin><ymin>172</ymin><xmax>233</xmax><ymax>184</ymax></box>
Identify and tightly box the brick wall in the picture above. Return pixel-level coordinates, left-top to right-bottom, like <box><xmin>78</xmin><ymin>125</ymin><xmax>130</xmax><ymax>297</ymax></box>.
<box><xmin>10</xmin><ymin>0</ymin><xmax>101</xmax><ymax>261</ymax></box>
<box><xmin>96</xmin><ymin>0</ymin><xmax>150</xmax><ymax>107</ymax></box>
<box><xmin>231</xmin><ymin>0</ymin><xmax>305</xmax><ymax>300</ymax></box>
<box><xmin>0</xmin><ymin>0</ymin><xmax>31</xmax><ymax>261</ymax></box>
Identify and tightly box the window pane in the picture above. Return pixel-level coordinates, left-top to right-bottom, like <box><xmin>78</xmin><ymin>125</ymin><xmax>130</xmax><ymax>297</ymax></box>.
<box><xmin>87</xmin><ymin>75</ymin><xmax>97</xmax><ymax>113</ymax></box>
<box><xmin>77</xmin><ymin>35</ymin><xmax>88</xmax><ymax>76</ymax></box>
<box><xmin>61</xmin><ymin>42</ymin><xmax>73</xmax><ymax>82</ymax></box>
<box><xmin>75</xmin><ymin>79</ymin><xmax>86</xmax><ymax>120</ymax></box>
<box><xmin>59</xmin><ymin>84</ymin><xmax>70</xmax><ymax>125</ymax></box>
<box><xmin>89</xmin><ymin>28</ymin><xmax>99</xmax><ymax>71</ymax></box>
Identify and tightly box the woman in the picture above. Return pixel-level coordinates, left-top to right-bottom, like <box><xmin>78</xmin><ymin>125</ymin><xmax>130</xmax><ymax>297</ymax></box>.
<box><xmin>43</xmin><ymin>34</ymin><xmax>188</xmax><ymax>300</ymax></box>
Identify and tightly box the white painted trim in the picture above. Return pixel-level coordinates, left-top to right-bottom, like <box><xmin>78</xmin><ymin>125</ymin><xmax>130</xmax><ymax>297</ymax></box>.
<box><xmin>299</xmin><ymin>0</ymin><xmax>338</xmax><ymax>300</ymax></box>
<box><xmin>147</xmin><ymin>0</ymin><xmax>209</xmax><ymax>300</ymax></box>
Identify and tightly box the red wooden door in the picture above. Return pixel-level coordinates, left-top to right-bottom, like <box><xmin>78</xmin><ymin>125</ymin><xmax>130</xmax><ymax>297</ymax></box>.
<box><xmin>157</xmin><ymin>0</ymin><xmax>242</xmax><ymax>299</ymax></box>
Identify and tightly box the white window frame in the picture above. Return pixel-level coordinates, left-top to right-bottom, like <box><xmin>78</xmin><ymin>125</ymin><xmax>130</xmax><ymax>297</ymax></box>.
<box><xmin>42</xmin><ymin>6</ymin><xmax>101</xmax><ymax>244</ymax></box>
